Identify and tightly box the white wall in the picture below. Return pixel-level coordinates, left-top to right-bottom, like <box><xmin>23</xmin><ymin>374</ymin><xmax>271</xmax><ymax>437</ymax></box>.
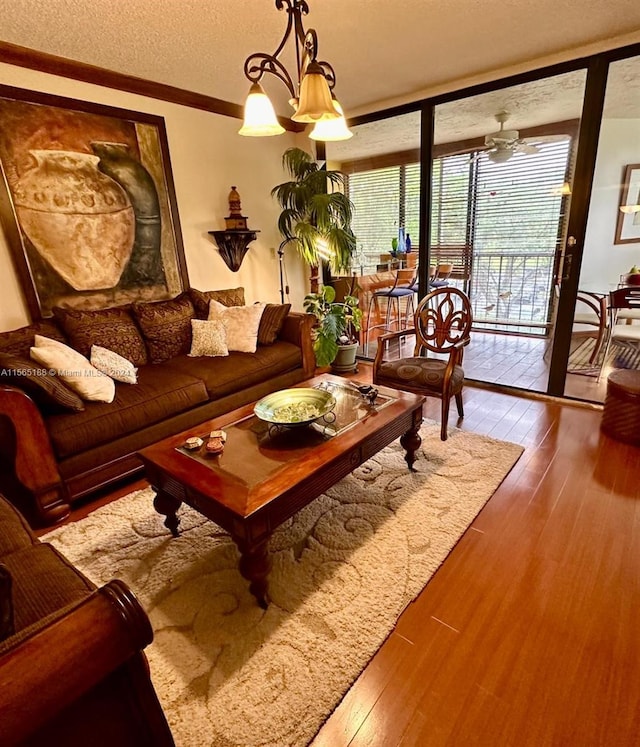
<box><xmin>0</xmin><ymin>62</ymin><xmax>310</xmax><ymax>332</ymax></box>
<box><xmin>580</xmin><ymin>118</ymin><xmax>640</xmax><ymax>290</ymax></box>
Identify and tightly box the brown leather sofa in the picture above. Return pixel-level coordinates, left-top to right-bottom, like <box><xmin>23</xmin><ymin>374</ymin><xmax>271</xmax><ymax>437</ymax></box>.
<box><xmin>0</xmin><ymin>288</ymin><xmax>315</xmax><ymax>526</ymax></box>
<box><xmin>0</xmin><ymin>492</ymin><xmax>174</xmax><ymax>746</ymax></box>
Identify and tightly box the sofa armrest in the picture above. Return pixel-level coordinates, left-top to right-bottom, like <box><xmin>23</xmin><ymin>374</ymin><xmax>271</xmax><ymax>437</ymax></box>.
<box><xmin>0</xmin><ymin>579</ymin><xmax>172</xmax><ymax>746</ymax></box>
<box><xmin>0</xmin><ymin>385</ymin><xmax>70</xmax><ymax>525</ymax></box>
<box><xmin>279</xmin><ymin>312</ymin><xmax>316</xmax><ymax>378</ymax></box>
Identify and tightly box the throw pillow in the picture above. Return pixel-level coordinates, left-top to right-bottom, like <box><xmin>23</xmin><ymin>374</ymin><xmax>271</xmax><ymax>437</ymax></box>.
<box><xmin>30</xmin><ymin>336</ymin><xmax>115</xmax><ymax>403</ymax></box>
<box><xmin>0</xmin><ymin>564</ymin><xmax>14</xmax><ymax>641</ymax></box>
<box><xmin>0</xmin><ymin>352</ymin><xmax>85</xmax><ymax>412</ymax></box>
<box><xmin>90</xmin><ymin>345</ymin><xmax>138</xmax><ymax>384</ymax></box>
<box><xmin>132</xmin><ymin>293</ymin><xmax>195</xmax><ymax>363</ymax></box>
<box><xmin>188</xmin><ymin>320</ymin><xmax>229</xmax><ymax>358</ymax></box>
<box><xmin>257</xmin><ymin>303</ymin><xmax>291</xmax><ymax>345</ymax></box>
<box><xmin>0</xmin><ymin>319</ymin><xmax>67</xmax><ymax>358</ymax></box>
<box><xmin>52</xmin><ymin>305</ymin><xmax>148</xmax><ymax>365</ymax></box>
<box><xmin>189</xmin><ymin>287</ymin><xmax>245</xmax><ymax>320</ymax></box>
<box><xmin>208</xmin><ymin>300</ymin><xmax>265</xmax><ymax>353</ymax></box>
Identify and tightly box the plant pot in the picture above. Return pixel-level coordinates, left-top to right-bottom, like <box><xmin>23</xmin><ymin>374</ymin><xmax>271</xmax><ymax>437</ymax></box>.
<box><xmin>331</xmin><ymin>342</ymin><xmax>359</xmax><ymax>374</ymax></box>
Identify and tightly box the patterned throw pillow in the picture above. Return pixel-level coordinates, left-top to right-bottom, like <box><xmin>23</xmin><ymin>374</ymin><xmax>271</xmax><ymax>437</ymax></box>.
<box><xmin>189</xmin><ymin>287</ymin><xmax>245</xmax><ymax>320</ymax></box>
<box><xmin>257</xmin><ymin>303</ymin><xmax>291</xmax><ymax>345</ymax></box>
<box><xmin>208</xmin><ymin>300</ymin><xmax>265</xmax><ymax>353</ymax></box>
<box><xmin>188</xmin><ymin>320</ymin><xmax>229</xmax><ymax>358</ymax></box>
<box><xmin>52</xmin><ymin>305</ymin><xmax>148</xmax><ymax>366</ymax></box>
<box><xmin>0</xmin><ymin>352</ymin><xmax>85</xmax><ymax>412</ymax></box>
<box><xmin>30</xmin><ymin>336</ymin><xmax>115</xmax><ymax>403</ymax></box>
<box><xmin>0</xmin><ymin>320</ymin><xmax>67</xmax><ymax>358</ymax></box>
<box><xmin>90</xmin><ymin>345</ymin><xmax>138</xmax><ymax>384</ymax></box>
<box><xmin>132</xmin><ymin>293</ymin><xmax>195</xmax><ymax>363</ymax></box>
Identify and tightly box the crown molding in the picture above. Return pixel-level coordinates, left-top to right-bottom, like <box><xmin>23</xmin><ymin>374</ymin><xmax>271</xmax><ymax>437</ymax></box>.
<box><xmin>0</xmin><ymin>41</ymin><xmax>304</xmax><ymax>132</ymax></box>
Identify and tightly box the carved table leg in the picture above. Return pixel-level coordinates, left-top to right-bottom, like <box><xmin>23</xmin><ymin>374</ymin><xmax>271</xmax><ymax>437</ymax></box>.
<box><xmin>401</xmin><ymin>421</ymin><xmax>422</xmax><ymax>472</ymax></box>
<box><xmin>235</xmin><ymin>537</ymin><xmax>273</xmax><ymax>609</ymax></box>
<box><xmin>152</xmin><ymin>488</ymin><xmax>182</xmax><ymax>537</ymax></box>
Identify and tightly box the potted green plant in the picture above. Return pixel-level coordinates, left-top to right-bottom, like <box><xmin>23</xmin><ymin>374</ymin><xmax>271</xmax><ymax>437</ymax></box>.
<box><xmin>303</xmin><ymin>284</ymin><xmax>363</xmax><ymax>371</ymax></box>
<box><xmin>271</xmin><ymin>147</ymin><xmax>356</xmax><ymax>276</ymax></box>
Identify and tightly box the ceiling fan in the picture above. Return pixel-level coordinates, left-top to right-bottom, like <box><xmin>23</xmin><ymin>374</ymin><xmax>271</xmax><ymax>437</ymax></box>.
<box><xmin>482</xmin><ymin>111</ymin><xmax>541</xmax><ymax>163</ymax></box>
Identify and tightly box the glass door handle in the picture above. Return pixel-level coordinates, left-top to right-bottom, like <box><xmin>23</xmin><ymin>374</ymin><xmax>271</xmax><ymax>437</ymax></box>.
<box><xmin>562</xmin><ymin>236</ymin><xmax>577</xmax><ymax>280</ymax></box>
<box><xmin>562</xmin><ymin>253</ymin><xmax>573</xmax><ymax>281</ymax></box>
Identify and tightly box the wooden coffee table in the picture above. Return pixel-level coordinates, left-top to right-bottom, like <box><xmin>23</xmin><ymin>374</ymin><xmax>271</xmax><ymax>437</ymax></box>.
<box><xmin>137</xmin><ymin>374</ymin><xmax>425</xmax><ymax>607</ymax></box>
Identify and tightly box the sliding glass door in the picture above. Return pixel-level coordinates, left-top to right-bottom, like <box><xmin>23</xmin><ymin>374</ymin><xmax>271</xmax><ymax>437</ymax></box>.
<box><xmin>564</xmin><ymin>54</ymin><xmax>640</xmax><ymax>402</ymax></box>
<box><xmin>326</xmin><ymin>43</ymin><xmax>640</xmax><ymax>402</ymax></box>
<box><xmin>431</xmin><ymin>72</ymin><xmax>585</xmax><ymax>393</ymax></box>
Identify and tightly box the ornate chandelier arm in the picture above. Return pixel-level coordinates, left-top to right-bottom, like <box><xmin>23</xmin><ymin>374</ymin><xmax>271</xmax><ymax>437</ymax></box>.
<box><xmin>243</xmin><ymin>53</ymin><xmax>297</xmax><ymax>99</ymax></box>
<box><xmin>317</xmin><ymin>60</ymin><xmax>336</xmax><ymax>91</ymax></box>
<box><xmin>243</xmin><ymin>0</ymin><xmax>311</xmax><ymax>100</ymax></box>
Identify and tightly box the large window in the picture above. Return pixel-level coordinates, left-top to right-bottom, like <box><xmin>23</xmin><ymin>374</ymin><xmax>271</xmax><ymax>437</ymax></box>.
<box><xmin>346</xmin><ymin>137</ymin><xmax>572</xmax><ymax>331</ymax></box>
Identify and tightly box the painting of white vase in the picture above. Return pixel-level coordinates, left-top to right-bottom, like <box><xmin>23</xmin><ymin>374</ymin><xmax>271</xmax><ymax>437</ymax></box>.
<box><xmin>0</xmin><ymin>90</ymin><xmax>187</xmax><ymax>318</ymax></box>
<box><xmin>14</xmin><ymin>150</ymin><xmax>136</xmax><ymax>291</ymax></box>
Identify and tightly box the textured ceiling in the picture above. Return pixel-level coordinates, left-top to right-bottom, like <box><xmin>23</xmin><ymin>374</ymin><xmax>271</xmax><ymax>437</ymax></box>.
<box><xmin>2</xmin><ymin>1</ymin><xmax>640</xmax><ymax>162</ymax></box>
<box><xmin>3</xmin><ymin>0</ymin><xmax>640</xmax><ymax>114</ymax></box>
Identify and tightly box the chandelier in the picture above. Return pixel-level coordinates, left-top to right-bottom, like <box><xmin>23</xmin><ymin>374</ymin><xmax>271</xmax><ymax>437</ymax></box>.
<box><xmin>239</xmin><ymin>0</ymin><xmax>352</xmax><ymax>141</ymax></box>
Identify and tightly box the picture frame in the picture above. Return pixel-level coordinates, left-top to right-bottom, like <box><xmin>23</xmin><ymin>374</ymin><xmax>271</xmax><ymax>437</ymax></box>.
<box><xmin>614</xmin><ymin>163</ymin><xmax>640</xmax><ymax>245</ymax></box>
<box><xmin>0</xmin><ymin>84</ymin><xmax>189</xmax><ymax>320</ymax></box>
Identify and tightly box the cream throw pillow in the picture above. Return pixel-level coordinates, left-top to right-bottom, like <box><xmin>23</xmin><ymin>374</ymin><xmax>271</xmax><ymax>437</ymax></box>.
<box><xmin>188</xmin><ymin>319</ymin><xmax>229</xmax><ymax>357</ymax></box>
<box><xmin>208</xmin><ymin>300</ymin><xmax>265</xmax><ymax>353</ymax></box>
<box><xmin>90</xmin><ymin>344</ymin><xmax>138</xmax><ymax>384</ymax></box>
<box><xmin>30</xmin><ymin>335</ymin><xmax>116</xmax><ymax>403</ymax></box>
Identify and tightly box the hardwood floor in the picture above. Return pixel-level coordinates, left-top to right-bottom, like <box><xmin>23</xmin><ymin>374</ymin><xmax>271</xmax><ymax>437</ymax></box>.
<box><xmin>45</xmin><ymin>367</ymin><xmax>640</xmax><ymax>746</ymax></box>
<box><xmin>311</xmin><ymin>368</ymin><xmax>640</xmax><ymax>746</ymax></box>
<box><xmin>362</xmin><ymin>328</ymin><xmax>612</xmax><ymax>403</ymax></box>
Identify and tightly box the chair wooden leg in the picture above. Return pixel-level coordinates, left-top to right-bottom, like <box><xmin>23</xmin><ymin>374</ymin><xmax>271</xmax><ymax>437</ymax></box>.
<box><xmin>440</xmin><ymin>396</ymin><xmax>451</xmax><ymax>441</ymax></box>
<box><xmin>455</xmin><ymin>391</ymin><xmax>464</xmax><ymax>417</ymax></box>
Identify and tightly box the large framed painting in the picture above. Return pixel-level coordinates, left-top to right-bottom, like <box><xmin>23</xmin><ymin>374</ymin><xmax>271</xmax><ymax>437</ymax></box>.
<box><xmin>615</xmin><ymin>163</ymin><xmax>640</xmax><ymax>245</ymax></box>
<box><xmin>0</xmin><ymin>84</ymin><xmax>188</xmax><ymax>319</ymax></box>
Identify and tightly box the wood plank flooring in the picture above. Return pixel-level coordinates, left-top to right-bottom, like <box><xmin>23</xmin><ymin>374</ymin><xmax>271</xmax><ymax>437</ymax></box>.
<box><xmin>363</xmin><ymin>329</ymin><xmax>611</xmax><ymax>403</ymax></box>
<box><xmin>44</xmin><ymin>368</ymin><xmax>640</xmax><ymax>746</ymax></box>
<box><xmin>312</xmin><ymin>367</ymin><xmax>640</xmax><ymax>746</ymax></box>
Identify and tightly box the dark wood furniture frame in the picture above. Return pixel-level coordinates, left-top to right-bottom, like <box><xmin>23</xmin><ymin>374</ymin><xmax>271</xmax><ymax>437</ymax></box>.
<box><xmin>373</xmin><ymin>287</ymin><xmax>472</xmax><ymax>441</ymax></box>
<box><xmin>0</xmin><ymin>579</ymin><xmax>174</xmax><ymax>746</ymax></box>
<box><xmin>138</xmin><ymin>374</ymin><xmax>425</xmax><ymax>607</ymax></box>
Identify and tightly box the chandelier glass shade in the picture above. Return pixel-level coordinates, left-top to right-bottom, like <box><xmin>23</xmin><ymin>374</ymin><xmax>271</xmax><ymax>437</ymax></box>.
<box><xmin>309</xmin><ymin>99</ymin><xmax>353</xmax><ymax>141</ymax></box>
<box><xmin>239</xmin><ymin>0</ymin><xmax>351</xmax><ymax>139</ymax></box>
<box><xmin>238</xmin><ymin>83</ymin><xmax>286</xmax><ymax>136</ymax></box>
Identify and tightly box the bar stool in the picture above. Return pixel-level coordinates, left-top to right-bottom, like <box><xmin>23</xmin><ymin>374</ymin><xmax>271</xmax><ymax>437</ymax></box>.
<box><xmin>429</xmin><ymin>262</ymin><xmax>454</xmax><ymax>289</ymax></box>
<box><xmin>365</xmin><ymin>270</ymin><xmax>416</xmax><ymax>353</ymax></box>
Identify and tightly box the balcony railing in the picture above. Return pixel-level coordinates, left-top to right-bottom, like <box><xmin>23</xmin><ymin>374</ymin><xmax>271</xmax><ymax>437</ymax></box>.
<box><xmin>466</xmin><ymin>251</ymin><xmax>555</xmax><ymax>335</ymax></box>
<box><xmin>347</xmin><ymin>249</ymin><xmax>557</xmax><ymax>337</ymax></box>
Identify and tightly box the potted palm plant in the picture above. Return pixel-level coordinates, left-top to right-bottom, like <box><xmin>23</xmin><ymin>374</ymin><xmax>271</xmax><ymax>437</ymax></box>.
<box><xmin>303</xmin><ymin>284</ymin><xmax>363</xmax><ymax>371</ymax></box>
<box><xmin>271</xmin><ymin>147</ymin><xmax>356</xmax><ymax>278</ymax></box>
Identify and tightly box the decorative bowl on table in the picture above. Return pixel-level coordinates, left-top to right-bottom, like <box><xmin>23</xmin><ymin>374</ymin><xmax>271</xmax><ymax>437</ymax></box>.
<box><xmin>253</xmin><ymin>388</ymin><xmax>337</xmax><ymax>427</ymax></box>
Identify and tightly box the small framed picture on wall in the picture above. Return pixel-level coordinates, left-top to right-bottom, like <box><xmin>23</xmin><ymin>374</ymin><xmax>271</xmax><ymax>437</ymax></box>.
<box><xmin>615</xmin><ymin>163</ymin><xmax>640</xmax><ymax>244</ymax></box>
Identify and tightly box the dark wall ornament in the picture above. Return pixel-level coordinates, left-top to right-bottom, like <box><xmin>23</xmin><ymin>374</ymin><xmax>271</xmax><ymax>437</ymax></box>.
<box><xmin>208</xmin><ymin>186</ymin><xmax>259</xmax><ymax>271</ymax></box>
<box><xmin>209</xmin><ymin>229</ymin><xmax>259</xmax><ymax>272</ymax></box>
<box><xmin>0</xmin><ymin>84</ymin><xmax>188</xmax><ymax>319</ymax></box>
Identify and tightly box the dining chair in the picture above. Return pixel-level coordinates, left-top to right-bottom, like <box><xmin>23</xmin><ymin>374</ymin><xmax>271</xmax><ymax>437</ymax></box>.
<box><xmin>597</xmin><ymin>286</ymin><xmax>640</xmax><ymax>381</ymax></box>
<box><xmin>373</xmin><ymin>286</ymin><xmax>472</xmax><ymax>441</ymax></box>
<box><xmin>573</xmin><ymin>290</ymin><xmax>608</xmax><ymax>364</ymax></box>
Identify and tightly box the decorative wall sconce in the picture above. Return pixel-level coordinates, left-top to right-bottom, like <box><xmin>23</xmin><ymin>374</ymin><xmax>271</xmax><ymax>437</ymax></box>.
<box><xmin>209</xmin><ymin>186</ymin><xmax>259</xmax><ymax>271</ymax></box>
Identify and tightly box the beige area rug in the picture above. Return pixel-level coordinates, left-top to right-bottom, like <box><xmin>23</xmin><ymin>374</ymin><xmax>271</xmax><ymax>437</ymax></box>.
<box><xmin>45</xmin><ymin>422</ymin><xmax>523</xmax><ymax>747</ymax></box>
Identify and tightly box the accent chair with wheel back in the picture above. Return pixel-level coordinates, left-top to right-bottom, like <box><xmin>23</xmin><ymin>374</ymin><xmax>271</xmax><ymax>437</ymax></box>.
<box><xmin>373</xmin><ymin>286</ymin><xmax>473</xmax><ymax>440</ymax></box>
